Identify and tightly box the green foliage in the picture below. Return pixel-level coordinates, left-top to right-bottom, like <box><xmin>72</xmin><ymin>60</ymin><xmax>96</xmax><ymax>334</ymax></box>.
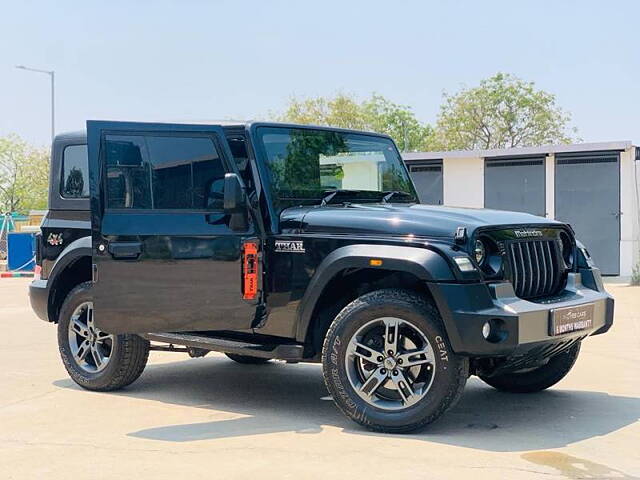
<box><xmin>431</xmin><ymin>73</ymin><xmax>578</xmax><ymax>151</ymax></box>
<box><xmin>282</xmin><ymin>129</ymin><xmax>346</xmax><ymax>190</ymax></box>
<box><xmin>631</xmin><ymin>256</ymin><xmax>640</xmax><ymax>286</ymax></box>
<box><xmin>277</xmin><ymin>93</ymin><xmax>433</xmax><ymax>152</ymax></box>
<box><xmin>0</xmin><ymin>135</ymin><xmax>49</xmax><ymax>214</ymax></box>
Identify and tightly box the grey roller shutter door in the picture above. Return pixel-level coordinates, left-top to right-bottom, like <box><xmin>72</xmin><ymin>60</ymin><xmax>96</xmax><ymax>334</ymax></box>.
<box><xmin>555</xmin><ymin>151</ymin><xmax>620</xmax><ymax>275</ymax></box>
<box><xmin>484</xmin><ymin>156</ymin><xmax>546</xmax><ymax>217</ymax></box>
<box><xmin>408</xmin><ymin>161</ymin><xmax>443</xmax><ymax>205</ymax></box>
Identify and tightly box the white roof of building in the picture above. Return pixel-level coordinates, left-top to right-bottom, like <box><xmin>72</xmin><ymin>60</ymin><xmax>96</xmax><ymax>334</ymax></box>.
<box><xmin>402</xmin><ymin>141</ymin><xmax>634</xmax><ymax>161</ymax></box>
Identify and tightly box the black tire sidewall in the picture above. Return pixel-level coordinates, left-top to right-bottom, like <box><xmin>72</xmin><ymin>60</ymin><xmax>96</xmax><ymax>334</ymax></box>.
<box><xmin>57</xmin><ymin>282</ymin><xmax>127</xmax><ymax>389</ymax></box>
<box><xmin>480</xmin><ymin>342</ymin><xmax>581</xmax><ymax>393</ymax></box>
<box><xmin>323</xmin><ymin>290</ymin><xmax>467</xmax><ymax>431</ymax></box>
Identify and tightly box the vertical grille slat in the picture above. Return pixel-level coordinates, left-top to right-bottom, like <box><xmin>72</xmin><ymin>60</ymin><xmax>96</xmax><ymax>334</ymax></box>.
<box><xmin>507</xmin><ymin>238</ymin><xmax>564</xmax><ymax>299</ymax></box>
<box><xmin>524</xmin><ymin>242</ymin><xmax>534</xmax><ymax>298</ymax></box>
<box><xmin>531</xmin><ymin>241</ymin><xmax>541</xmax><ymax>294</ymax></box>
<box><xmin>509</xmin><ymin>245</ymin><xmax>519</xmax><ymax>293</ymax></box>
<box><xmin>536</xmin><ymin>241</ymin><xmax>547</xmax><ymax>293</ymax></box>
<box><xmin>544</xmin><ymin>241</ymin><xmax>556</xmax><ymax>292</ymax></box>
<box><xmin>515</xmin><ymin>243</ymin><xmax>526</xmax><ymax>294</ymax></box>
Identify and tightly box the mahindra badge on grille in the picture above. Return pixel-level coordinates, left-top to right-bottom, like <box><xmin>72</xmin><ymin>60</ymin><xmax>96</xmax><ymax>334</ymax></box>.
<box><xmin>513</xmin><ymin>229</ymin><xmax>543</xmax><ymax>238</ymax></box>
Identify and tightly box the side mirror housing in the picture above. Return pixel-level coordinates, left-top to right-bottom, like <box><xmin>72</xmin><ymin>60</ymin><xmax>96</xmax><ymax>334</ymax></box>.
<box><xmin>223</xmin><ymin>173</ymin><xmax>246</xmax><ymax>213</ymax></box>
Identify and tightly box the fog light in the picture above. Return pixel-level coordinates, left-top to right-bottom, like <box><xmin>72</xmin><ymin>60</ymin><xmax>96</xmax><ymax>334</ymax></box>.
<box><xmin>482</xmin><ymin>321</ymin><xmax>491</xmax><ymax>339</ymax></box>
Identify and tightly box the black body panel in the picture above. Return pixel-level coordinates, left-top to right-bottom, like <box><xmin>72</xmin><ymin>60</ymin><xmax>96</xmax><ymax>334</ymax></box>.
<box><xmin>30</xmin><ymin>121</ymin><xmax>613</xmax><ymax>369</ymax></box>
<box><xmin>87</xmin><ymin>121</ymin><xmax>258</xmax><ymax>334</ymax></box>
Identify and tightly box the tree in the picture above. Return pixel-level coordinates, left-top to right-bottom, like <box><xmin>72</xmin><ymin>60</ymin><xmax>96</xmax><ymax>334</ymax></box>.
<box><xmin>0</xmin><ymin>135</ymin><xmax>49</xmax><ymax>214</ymax></box>
<box><xmin>431</xmin><ymin>73</ymin><xmax>578</xmax><ymax>150</ymax></box>
<box><xmin>277</xmin><ymin>93</ymin><xmax>433</xmax><ymax>152</ymax></box>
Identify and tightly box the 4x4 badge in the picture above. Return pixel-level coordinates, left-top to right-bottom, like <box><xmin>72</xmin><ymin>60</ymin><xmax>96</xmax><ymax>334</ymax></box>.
<box><xmin>47</xmin><ymin>233</ymin><xmax>64</xmax><ymax>246</ymax></box>
<box><xmin>275</xmin><ymin>240</ymin><xmax>305</xmax><ymax>253</ymax></box>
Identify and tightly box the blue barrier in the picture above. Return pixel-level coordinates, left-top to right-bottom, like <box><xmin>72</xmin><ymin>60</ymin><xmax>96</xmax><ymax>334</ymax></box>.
<box><xmin>7</xmin><ymin>232</ymin><xmax>36</xmax><ymax>271</ymax></box>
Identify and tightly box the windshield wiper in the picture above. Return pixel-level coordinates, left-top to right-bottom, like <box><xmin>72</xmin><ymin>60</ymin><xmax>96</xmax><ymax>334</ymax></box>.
<box><xmin>320</xmin><ymin>189</ymin><xmax>364</xmax><ymax>206</ymax></box>
<box><xmin>381</xmin><ymin>191</ymin><xmax>414</xmax><ymax>203</ymax></box>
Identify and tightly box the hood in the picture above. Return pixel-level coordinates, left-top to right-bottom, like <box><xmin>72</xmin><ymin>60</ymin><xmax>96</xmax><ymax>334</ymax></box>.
<box><xmin>280</xmin><ymin>203</ymin><xmax>562</xmax><ymax>239</ymax></box>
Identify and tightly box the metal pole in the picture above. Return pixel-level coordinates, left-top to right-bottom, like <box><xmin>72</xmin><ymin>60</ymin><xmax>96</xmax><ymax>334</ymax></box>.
<box><xmin>15</xmin><ymin>65</ymin><xmax>56</xmax><ymax>143</ymax></box>
<box><xmin>50</xmin><ymin>71</ymin><xmax>55</xmax><ymax>143</ymax></box>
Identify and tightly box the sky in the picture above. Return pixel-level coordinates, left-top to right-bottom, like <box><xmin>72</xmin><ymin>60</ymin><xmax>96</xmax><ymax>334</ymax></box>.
<box><xmin>1</xmin><ymin>0</ymin><xmax>638</xmax><ymax>147</ymax></box>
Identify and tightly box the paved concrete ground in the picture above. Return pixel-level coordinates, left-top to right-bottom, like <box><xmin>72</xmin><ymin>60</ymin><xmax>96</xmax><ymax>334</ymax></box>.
<box><xmin>1</xmin><ymin>278</ymin><xmax>638</xmax><ymax>479</ymax></box>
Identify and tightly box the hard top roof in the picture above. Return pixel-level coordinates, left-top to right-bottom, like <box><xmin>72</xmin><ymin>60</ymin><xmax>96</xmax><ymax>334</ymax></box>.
<box><xmin>55</xmin><ymin>121</ymin><xmax>393</xmax><ymax>143</ymax></box>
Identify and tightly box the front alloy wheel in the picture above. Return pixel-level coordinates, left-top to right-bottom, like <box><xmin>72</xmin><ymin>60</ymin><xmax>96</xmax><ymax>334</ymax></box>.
<box><xmin>345</xmin><ymin>317</ymin><xmax>436</xmax><ymax>410</ymax></box>
<box><xmin>322</xmin><ymin>289</ymin><xmax>468</xmax><ymax>433</ymax></box>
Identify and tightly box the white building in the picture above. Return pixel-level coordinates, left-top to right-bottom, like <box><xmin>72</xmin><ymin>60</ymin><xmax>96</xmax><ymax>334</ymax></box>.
<box><xmin>403</xmin><ymin>141</ymin><xmax>639</xmax><ymax>278</ymax></box>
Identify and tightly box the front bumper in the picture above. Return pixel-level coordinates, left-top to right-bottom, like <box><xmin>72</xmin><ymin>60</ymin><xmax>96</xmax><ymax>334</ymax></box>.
<box><xmin>429</xmin><ymin>271</ymin><xmax>614</xmax><ymax>357</ymax></box>
<box><xmin>29</xmin><ymin>279</ymin><xmax>50</xmax><ymax>322</ymax></box>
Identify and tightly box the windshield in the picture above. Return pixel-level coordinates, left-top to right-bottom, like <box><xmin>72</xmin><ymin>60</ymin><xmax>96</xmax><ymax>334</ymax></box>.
<box><xmin>257</xmin><ymin>127</ymin><xmax>417</xmax><ymax>205</ymax></box>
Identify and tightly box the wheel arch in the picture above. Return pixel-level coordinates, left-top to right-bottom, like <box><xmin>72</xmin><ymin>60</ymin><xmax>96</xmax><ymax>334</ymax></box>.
<box><xmin>47</xmin><ymin>236</ymin><xmax>93</xmax><ymax>323</ymax></box>
<box><xmin>295</xmin><ymin>244</ymin><xmax>456</xmax><ymax>350</ymax></box>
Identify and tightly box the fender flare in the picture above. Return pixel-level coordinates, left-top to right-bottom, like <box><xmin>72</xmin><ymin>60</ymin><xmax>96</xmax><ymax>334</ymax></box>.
<box><xmin>295</xmin><ymin>244</ymin><xmax>456</xmax><ymax>341</ymax></box>
<box><xmin>48</xmin><ymin>236</ymin><xmax>92</xmax><ymax>283</ymax></box>
<box><xmin>46</xmin><ymin>236</ymin><xmax>92</xmax><ymax>321</ymax></box>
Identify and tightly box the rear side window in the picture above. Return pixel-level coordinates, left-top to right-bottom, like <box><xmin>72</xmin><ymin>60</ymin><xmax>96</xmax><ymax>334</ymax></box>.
<box><xmin>104</xmin><ymin>135</ymin><xmax>226</xmax><ymax>210</ymax></box>
<box><xmin>61</xmin><ymin>145</ymin><xmax>89</xmax><ymax>198</ymax></box>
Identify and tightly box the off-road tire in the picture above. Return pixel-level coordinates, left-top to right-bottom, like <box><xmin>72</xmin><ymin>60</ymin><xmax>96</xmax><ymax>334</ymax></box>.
<box><xmin>225</xmin><ymin>353</ymin><xmax>271</xmax><ymax>364</ymax></box>
<box><xmin>322</xmin><ymin>288</ymin><xmax>468</xmax><ymax>433</ymax></box>
<box><xmin>58</xmin><ymin>282</ymin><xmax>150</xmax><ymax>391</ymax></box>
<box><xmin>479</xmin><ymin>342</ymin><xmax>581</xmax><ymax>393</ymax></box>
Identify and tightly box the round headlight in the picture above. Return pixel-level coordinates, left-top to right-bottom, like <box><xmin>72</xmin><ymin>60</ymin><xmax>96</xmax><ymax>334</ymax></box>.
<box><xmin>474</xmin><ymin>239</ymin><xmax>486</xmax><ymax>265</ymax></box>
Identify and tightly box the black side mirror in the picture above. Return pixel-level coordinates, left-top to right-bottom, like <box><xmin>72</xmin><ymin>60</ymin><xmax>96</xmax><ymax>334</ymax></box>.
<box><xmin>223</xmin><ymin>173</ymin><xmax>246</xmax><ymax>213</ymax></box>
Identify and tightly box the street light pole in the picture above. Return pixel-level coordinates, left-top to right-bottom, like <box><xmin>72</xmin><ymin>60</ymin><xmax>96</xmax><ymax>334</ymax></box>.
<box><xmin>15</xmin><ymin>65</ymin><xmax>55</xmax><ymax>143</ymax></box>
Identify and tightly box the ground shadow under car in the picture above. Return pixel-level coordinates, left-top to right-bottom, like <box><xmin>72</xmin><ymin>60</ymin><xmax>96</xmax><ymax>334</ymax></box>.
<box><xmin>53</xmin><ymin>355</ymin><xmax>640</xmax><ymax>451</ymax></box>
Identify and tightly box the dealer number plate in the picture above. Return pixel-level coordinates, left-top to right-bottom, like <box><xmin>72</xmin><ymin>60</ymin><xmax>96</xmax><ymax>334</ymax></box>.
<box><xmin>549</xmin><ymin>303</ymin><xmax>595</xmax><ymax>336</ymax></box>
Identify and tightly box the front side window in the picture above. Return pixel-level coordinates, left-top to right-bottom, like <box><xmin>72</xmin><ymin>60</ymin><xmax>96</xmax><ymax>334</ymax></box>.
<box><xmin>104</xmin><ymin>134</ymin><xmax>225</xmax><ymax>210</ymax></box>
<box><xmin>257</xmin><ymin>127</ymin><xmax>416</xmax><ymax>205</ymax></box>
<box><xmin>61</xmin><ymin>144</ymin><xmax>89</xmax><ymax>198</ymax></box>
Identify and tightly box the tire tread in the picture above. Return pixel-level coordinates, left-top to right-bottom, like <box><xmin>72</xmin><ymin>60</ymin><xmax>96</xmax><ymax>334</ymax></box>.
<box><xmin>58</xmin><ymin>282</ymin><xmax>149</xmax><ymax>392</ymax></box>
<box><xmin>322</xmin><ymin>288</ymin><xmax>468</xmax><ymax>433</ymax></box>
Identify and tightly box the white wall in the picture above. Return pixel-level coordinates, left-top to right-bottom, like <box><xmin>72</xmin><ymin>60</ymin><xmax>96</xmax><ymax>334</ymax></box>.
<box><xmin>340</xmin><ymin>162</ymin><xmax>379</xmax><ymax>190</ymax></box>
<box><xmin>619</xmin><ymin>147</ymin><xmax>638</xmax><ymax>277</ymax></box>
<box><xmin>545</xmin><ymin>154</ymin><xmax>555</xmax><ymax>219</ymax></box>
<box><xmin>442</xmin><ymin>157</ymin><xmax>484</xmax><ymax>208</ymax></box>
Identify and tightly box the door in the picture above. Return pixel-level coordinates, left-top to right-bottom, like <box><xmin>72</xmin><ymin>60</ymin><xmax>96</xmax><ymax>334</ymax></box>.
<box><xmin>408</xmin><ymin>161</ymin><xmax>443</xmax><ymax>205</ymax></box>
<box><xmin>555</xmin><ymin>151</ymin><xmax>620</xmax><ymax>275</ymax></box>
<box><xmin>484</xmin><ymin>156</ymin><xmax>546</xmax><ymax>216</ymax></box>
<box><xmin>88</xmin><ymin>121</ymin><xmax>257</xmax><ymax>334</ymax></box>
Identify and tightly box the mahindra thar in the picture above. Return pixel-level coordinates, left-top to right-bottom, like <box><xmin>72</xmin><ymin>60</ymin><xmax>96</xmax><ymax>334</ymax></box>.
<box><xmin>29</xmin><ymin>121</ymin><xmax>614</xmax><ymax>432</ymax></box>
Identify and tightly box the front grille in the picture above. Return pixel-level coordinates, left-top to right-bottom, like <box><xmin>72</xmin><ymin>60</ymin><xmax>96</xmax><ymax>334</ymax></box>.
<box><xmin>506</xmin><ymin>239</ymin><xmax>563</xmax><ymax>299</ymax></box>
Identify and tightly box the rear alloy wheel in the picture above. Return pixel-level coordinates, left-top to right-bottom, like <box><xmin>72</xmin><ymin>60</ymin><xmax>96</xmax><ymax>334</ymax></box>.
<box><xmin>58</xmin><ymin>282</ymin><xmax>150</xmax><ymax>391</ymax></box>
<box><xmin>322</xmin><ymin>289</ymin><xmax>468</xmax><ymax>433</ymax></box>
<box><xmin>67</xmin><ymin>302</ymin><xmax>113</xmax><ymax>373</ymax></box>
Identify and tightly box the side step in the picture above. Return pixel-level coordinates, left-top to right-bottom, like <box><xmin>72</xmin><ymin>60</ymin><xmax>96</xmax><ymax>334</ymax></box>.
<box><xmin>142</xmin><ymin>332</ymin><xmax>305</xmax><ymax>361</ymax></box>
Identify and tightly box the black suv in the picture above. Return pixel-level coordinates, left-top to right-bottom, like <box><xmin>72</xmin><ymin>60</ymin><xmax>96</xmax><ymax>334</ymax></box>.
<box><xmin>29</xmin><ymin>121</ymin><xmax>614</xmax><ymax>432</ymax></box>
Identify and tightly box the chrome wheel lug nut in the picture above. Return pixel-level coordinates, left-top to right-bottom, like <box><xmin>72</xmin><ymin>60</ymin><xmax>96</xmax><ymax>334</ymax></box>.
<box><xmin>377</xmin><ymin>356</ymin><xmax>383</xmax><ymax>362</ymax></box>
<box><xmin>380</xmin><ymin>368</ymin><xmax>386</xmax><ymax>375</ymax></box>
<box><xmin>397</xmin><ymin>358</ymin><xmax>403</xmax><ymax>365</ymax></box>
<box><xmin>393</xmin><ymin>370</ymin><xmax>399</xmax><ymax>376</ymax></box>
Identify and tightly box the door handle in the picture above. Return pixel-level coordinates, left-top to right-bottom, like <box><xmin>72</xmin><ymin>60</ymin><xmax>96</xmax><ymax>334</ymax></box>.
<box><xmin>108</xmin><ymin>241</ymin><xmax>142</xmax><ymax>259</ymax></box>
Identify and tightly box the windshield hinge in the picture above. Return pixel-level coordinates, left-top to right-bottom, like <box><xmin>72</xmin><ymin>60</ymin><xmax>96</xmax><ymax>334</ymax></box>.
<box><xmin>454</xmin><ymin>227</ymin><xmax>467</xmax><ymax>244</ymax></box>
